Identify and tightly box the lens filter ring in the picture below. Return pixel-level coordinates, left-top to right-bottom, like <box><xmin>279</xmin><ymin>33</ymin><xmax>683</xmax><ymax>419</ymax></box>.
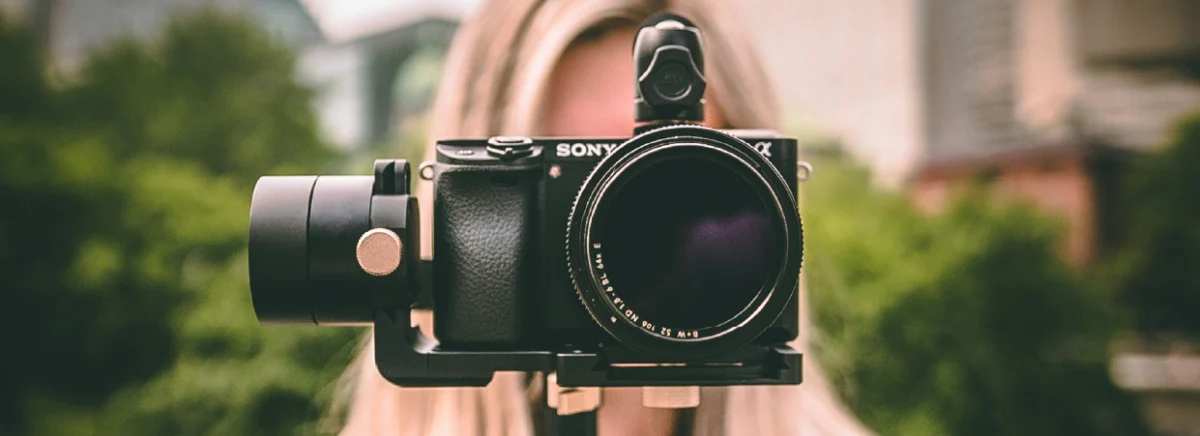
<box><xmin>566</xmin><ymin>125</ymin><xmax>802</xmax><ymax>360</ymax></box>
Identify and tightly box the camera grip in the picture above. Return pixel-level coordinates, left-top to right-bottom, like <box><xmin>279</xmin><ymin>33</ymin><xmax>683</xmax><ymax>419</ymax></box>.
<box><xmin>433</xmin><ymin>163</ymin><xmax>540</xmax><ymax>347</ymax></box>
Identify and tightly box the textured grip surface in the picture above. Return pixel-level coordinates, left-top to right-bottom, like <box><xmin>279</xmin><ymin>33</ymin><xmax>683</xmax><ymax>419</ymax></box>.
<box><xmin>433</xmin><ymin>163</ymin><xmax>540</xmax><ymax>347</ymax></box>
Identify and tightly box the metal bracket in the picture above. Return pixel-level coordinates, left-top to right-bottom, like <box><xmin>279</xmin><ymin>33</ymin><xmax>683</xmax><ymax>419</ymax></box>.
<box><xmin>547</xmin><ymin>373</ymin><xmax>602</xmax><ymax>415</ymax></box>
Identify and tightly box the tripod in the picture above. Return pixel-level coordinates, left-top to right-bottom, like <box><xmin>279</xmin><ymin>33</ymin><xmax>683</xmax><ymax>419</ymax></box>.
<box><xmin>538</xmin><ymin>374</ymin><xmax>702</xmax><ymax>436</ymax></box>
<box><xmin>539</xmin><ymin>373</ymin><xmax>600</xmax><ymax>436</ymax></box>
<box><xmin>543</xmin><ymin>410</ymin><xmax>598</xmax><ymax>436</ymax></box>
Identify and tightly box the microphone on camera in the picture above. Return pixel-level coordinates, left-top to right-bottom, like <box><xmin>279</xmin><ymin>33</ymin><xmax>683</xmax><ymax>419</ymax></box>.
<box><xmin>633</xmin><ymin>12</ymin><xmax>706</xmax><ymax>125</ymax></box>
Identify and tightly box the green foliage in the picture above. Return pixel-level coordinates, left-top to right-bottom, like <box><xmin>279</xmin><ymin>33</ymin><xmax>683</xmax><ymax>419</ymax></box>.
<box><xmin>1110</xmin><ymin>113</ymin><xmax>1200</xmax><ymax>336</ymax></box>
<box><xmin>803</xmin><ymin>151</ymin><xmax>1147</xmax><ymax>435</ymax></box>
<box><xmin>0</xmin><ymin>10</ymin><xmax>361</xmax><ymax>435</ymax></box>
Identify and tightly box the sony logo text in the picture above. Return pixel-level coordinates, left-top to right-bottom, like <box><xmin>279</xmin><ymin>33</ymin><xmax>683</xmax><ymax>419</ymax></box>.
<box><xmin>556</xmin><ymin>142</ymin><xmax>619</xmax><ymax>157</ymax></box>
<box><xmin>555</xmin><ymin>141</ymin><xmax>774</xmax><ymax>158</ymax></box>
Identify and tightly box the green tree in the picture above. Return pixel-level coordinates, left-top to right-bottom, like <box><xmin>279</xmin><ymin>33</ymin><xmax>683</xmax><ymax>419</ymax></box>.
<box><xmin>1</xmin><ymin>10</ymin><xmax>362</xmax><ymax>435</ymax></box>
<box><xmin>802</xmin><ymin>151</ymin><xmax>1147</xmax><ymax>435</ymax></box>
<box><xmin>1110</xmin><ymin>113</ymin><xmax>1200</xmax><ymax>336</ymax></box>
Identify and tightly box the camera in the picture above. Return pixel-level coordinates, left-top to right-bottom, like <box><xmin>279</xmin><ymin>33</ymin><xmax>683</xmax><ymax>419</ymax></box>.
<box><xmin>247</xmin><ymin>14</ymin><xmax>806</xmax><ymax>390</ymax></box>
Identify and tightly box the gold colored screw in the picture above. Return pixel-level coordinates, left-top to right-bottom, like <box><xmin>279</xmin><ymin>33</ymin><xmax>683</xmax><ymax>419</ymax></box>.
<box><xmin>356</xmin><ymin>228</ymin><xmax>402</xmax><ymax>276</ymax></box>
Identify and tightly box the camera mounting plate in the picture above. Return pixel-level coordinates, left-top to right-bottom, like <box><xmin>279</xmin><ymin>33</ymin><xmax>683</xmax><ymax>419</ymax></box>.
<box><xmin>372</xmin><ymin>268</ymin><xmax>803</xmax><ymax>388</ymax></box>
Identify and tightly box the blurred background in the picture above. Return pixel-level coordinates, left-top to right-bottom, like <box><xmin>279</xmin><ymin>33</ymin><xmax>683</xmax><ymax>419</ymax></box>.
<box><xmin>1</xmin><ymin>0</ymin><xmax>1197</xmax><ymax>435</ymax></box>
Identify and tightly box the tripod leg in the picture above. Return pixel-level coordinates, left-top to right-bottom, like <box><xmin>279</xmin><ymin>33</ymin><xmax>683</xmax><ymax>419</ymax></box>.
<box><xmin>541</xmin><ymin>373</ymin><xmax>601</xmax><ymax>436</ymax></box>
<box><xmin>556</xmin><ymin>410</ymin><xmax>597</xmax><ymax>436</ymax></box>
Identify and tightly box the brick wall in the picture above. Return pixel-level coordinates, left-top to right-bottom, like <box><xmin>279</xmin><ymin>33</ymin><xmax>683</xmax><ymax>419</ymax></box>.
<box><xmin>909</xmin><ymin>145</ymin><xmax>1102</xmax><ymax>266</ymax></box>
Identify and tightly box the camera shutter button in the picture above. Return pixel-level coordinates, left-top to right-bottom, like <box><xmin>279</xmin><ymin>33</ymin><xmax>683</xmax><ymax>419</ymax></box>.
<box><xmin>486</xmin><ymin>136</ymin><xmax>535</xmax><ymax>160</ymax></box>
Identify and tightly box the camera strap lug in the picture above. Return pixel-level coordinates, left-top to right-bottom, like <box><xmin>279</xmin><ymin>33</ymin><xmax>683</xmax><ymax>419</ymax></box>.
<box><xmin>417</xmin><ymin>161</ymin><xmax>435</xmax><ymax>181</ymax></box>
<box><xmin>797</xmin><ymin>160</ymin><xmax>814</xmax><ymax>182</ymax></box>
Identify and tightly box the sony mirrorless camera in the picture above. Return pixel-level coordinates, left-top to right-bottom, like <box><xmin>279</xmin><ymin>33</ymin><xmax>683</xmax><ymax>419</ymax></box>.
<box><xmin>246</xmin><ymin>13</ymin><xmax>806</xmax><ymax>390</ymax></box>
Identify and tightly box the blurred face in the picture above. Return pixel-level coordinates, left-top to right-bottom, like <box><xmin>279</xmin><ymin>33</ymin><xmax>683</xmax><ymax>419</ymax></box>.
<box><xmin>543</xmin><ymin>26</ymin><xmax>727</xmax><ymax>436</ymax></box>
<box><xmin>544</xmin><ymin>26</ymin><xmax>725</xmax><ymax>136</ymax></box>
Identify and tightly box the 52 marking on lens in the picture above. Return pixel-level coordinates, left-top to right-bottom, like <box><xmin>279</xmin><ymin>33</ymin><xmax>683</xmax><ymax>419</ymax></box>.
<box><xmin>593</xmin><ymin>243</ymin><xmax>700</xmax><ymax>340</ymax></box>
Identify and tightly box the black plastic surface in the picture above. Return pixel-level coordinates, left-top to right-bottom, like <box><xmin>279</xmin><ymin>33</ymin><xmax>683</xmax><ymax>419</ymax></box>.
<box><xmin>369</xmin><ymin>194</ymin><xmax>420</xmax><ymax>311</ymax></box>
<box><xmin>308</xmin><ymin>176</ymin><xmax>376</xmax><ymax>325</ymax></box>
<box><xmin>372</xmin><ymin>305</ymin><xmax>801</xmax><ymax>388</ymax></box>
<box><xmin>248</xmin><ymin>176</ymin><xmax>318</xmax><ymax>325</ymax></box>
<box><xmin>373</xmin><ymin>159</ymin><xmax>411</xmax><ymax>196</ymax></box>
<box><xmin>634</xmin><ymin>13</ymin><xmax>706</xmax><ymax>123</ymax></box>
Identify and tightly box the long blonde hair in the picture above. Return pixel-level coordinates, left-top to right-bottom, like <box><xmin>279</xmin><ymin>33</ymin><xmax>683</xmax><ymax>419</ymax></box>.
<box><xmin>336</xmin><ymin>1</ymin><xmax>873</xmax><ymax>435</ymax></box>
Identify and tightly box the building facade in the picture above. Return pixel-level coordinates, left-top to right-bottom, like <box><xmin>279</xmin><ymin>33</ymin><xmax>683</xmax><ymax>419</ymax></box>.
<box><xmin>911</xmin><ymin>0</ymin><xmax>1200</xmax><ymax>263</ymax></box>
<box><xmin>745</xmin><ymin>1</ymin><xmax>1200</xmax><ymax>433</ymax></box>
<box><xmin>917</xmin><ymin>1</ymin><xmax>1200</xmax><ymax>433</ymax></box>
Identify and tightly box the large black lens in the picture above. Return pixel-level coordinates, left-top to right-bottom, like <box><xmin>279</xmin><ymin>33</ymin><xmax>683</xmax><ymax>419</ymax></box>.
<box><xmin>567</xmin><ymin>125</ymin><xmax>802</xmax><ymax>360</ymax></box>
<box><xmin>600</xmin><ymin>158</ymin><xmax>778</xmax><ymax>330</ymax></box>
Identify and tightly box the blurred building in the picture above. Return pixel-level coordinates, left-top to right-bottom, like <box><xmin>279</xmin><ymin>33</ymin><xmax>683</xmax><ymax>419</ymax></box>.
<box><xmin>746</xmin><ymin>1</ymin><xmax>1200</xmax><ymax>434</ymax></box>
<box><xmin>745</xmin><ymin>0</ymin><xmax>1200</xmax><ymax>183</ymax></box>
<box><xmin>0</xmin><ymin>0</ymin><xmax>468</xmax><ymax>150</ymax></box>
<box><xmin>911</xmin><ymin>0</ymin><xmax>1200</xmax><ymax>267</ymax></box>
<box><xmin>747</xmin><ymin>0</ymin><xmax>1199</xmax><ymax>263</ymax></box>
<box><xmin>909</xmin><ymin>4</ymin><xmax>1200</xmax><ymax>429</ymax></box>
<box><xmin>295</xmin><ymin>0</ymin><xmax>464</xmax><ymax>150</ymax></box>
<box><xmin>742</xmin><ymin>0</ymin><xmax>925</xmax><ymax>187</ymax></box>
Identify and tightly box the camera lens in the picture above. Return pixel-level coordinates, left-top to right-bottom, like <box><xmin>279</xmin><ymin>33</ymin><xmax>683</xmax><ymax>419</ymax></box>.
<box><xmin>601</xmin><ymin>158</ymin><xmax>777</xmax><ymax>330</ymax></box>
<box><xmin>567</xmin><ymin>126</ymin><xmax>802</xmax><ymax>360</ymax></box>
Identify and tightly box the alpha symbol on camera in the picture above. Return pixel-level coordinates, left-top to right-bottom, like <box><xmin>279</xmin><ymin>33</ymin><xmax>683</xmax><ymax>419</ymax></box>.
<box><xmin>754</xmin><ymin>141</ymin><xmax>773</xmax><ymax>157</ymax></box>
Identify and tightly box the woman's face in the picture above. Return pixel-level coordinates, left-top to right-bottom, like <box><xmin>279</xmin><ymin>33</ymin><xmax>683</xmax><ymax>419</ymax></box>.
<box><xmin>544</xmin><ymin>26</ymin><xmax>724</xmax><ymax>136</ymax></box>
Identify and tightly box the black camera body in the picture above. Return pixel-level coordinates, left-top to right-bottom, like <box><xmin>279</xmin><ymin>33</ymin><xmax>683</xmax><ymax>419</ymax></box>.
<box><xmin>432</xmin><ymin>131</ymin><xmax>800</xmax><ymax>354</ymax></box>
<box><xmin>246</xmin><ymin>13</ymin><xmax>807</xmax><ymax>389</ymax></box>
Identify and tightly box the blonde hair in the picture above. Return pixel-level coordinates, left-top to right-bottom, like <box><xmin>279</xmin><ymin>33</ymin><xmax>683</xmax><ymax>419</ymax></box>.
<box><xmin>336</xmin><ymin>1</ymin><xmax>873</xmax><ymax>435</ymax></box>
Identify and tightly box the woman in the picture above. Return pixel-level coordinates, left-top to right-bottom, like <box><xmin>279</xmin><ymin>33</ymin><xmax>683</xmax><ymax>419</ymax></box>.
<box><xmin>335</xmin><ymin>0</ymin><xmax>872</xmax><ymax>435</ymax></box>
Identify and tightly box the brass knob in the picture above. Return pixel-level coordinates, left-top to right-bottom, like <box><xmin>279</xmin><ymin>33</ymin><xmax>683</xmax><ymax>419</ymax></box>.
<box><xmin>356</xmin><ymin>228</ymin><xmax>402</xmax><ymax>276</ymax></box>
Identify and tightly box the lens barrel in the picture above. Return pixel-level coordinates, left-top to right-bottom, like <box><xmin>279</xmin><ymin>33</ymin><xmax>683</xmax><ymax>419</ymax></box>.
<box><xmin>567</xmin><ymin>125</ymin><xmax>803</xmax><ymax>360</ymax></box>
<box><xmin>248</xmin><ymin>176</ymin><xmax>318</xmax><ymax>324</ymax></box>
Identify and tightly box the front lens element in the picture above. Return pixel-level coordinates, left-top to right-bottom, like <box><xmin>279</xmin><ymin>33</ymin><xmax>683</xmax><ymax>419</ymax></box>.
<box><xmin>567</xmin><ymin>125</ymin><xmax>802</xmax><ymax>359</ymax></box>
<box><xmin>600</xmin><ymin>158</ymin><xmax>779</xmax><ymax>330</ymax></box>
